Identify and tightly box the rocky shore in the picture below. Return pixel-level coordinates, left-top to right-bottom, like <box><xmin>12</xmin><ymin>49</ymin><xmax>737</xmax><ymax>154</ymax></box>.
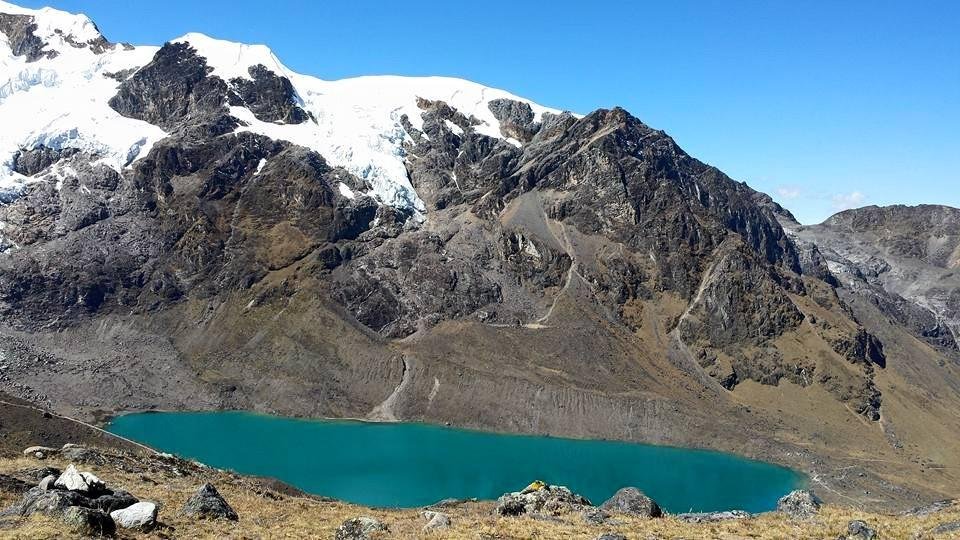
<box><xmin>0</xmin><ymin>444</ymin><xmax>957</xmax><ymax>539</ymax></box>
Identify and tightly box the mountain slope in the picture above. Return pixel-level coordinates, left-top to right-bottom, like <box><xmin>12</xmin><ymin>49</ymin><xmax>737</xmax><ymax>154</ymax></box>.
<box><xmin>0</xmin><ymin>1</ymin><xmax>958</xmax><ymax>512</ymax></box>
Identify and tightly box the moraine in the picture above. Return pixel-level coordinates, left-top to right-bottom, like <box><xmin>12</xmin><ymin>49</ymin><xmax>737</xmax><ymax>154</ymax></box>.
<box><xmin>107</xmin><ymin>411</ymin><xmax>804</xmax><ymax>513</ymax></box>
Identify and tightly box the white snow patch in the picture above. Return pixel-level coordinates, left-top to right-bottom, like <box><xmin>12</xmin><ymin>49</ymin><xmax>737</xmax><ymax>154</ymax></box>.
<box><xmin>337</xmin><ymin>182</ymin><xmax>356</xmax><ymax>199</ymax></box>
<box><xmin>172</xmin><ymin>32</ymin><xmax>288</xmax><ymax>82</ymax></box>
<box><xmin>253</xmin><ymin>158</ymin><xmax>266</xmax><ymax>175</ymax></box>
<box><xmin>443</xmin><ymin>119</ymin><xmax>463</xmax><ymax>136</ymax></box>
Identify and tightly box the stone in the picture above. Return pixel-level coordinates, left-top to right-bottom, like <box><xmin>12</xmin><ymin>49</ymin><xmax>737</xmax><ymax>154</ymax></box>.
<box><xmin>54</xmin><ymin>464</ymin><xmax>106</xmax><ymax>495</ymax></box>
<box><xmin>599</xmin><ymin>487</ymin><xmax>662</xmax><ymax>518</ymax></box>
<box><xmin>596</xmin><ymin>534</ymin><xmax>627</xmax><ymax>540</ymax></box>
<box><xmin>11</xmin><ymin>486</ymin><xmax>93</xmax><ymax>517</ymax></box>
<box><xmin>61</xmin><ymin>505</ymin><xmax>116</xmax><ymax>537</ymax></box>
<box><xmin>843</xmin><ymin>519</ymin><xmax>878</xmax><ymax>540</ymax></box>
<box><xmin>422</xmin><ymin>510</ymin><xmax>451</xmax><ymax>530</ymax></box>
<box><xmin>930</xmin><ymin>521</ymin><xmax>960</xmax><ymax>534</ymax></box>
<box><xmin>495</xmin><ymin>482</ymin><xmax>592</xmax><ymax>516</ymax></box>
<box><xmin>22</xmin><ymin>445</ymin><xmax>58</xmax><ymax>459</ymax></box>
<box><xmin>90</xmin><ymin>489</ymin><xmax>139</xmax><ymax>513</ymax></box>
<box><xmin>20</xmin><ymin>467</ymin><xmax>61</xmax><ymax>482</ymax></box>
<box><xmin>676</xmin><ymin>510</ymin><xmax>752</xmax><ymax>523</ymax></box>
<box><xmin>110</xmin><ymin>501</ymin><xmax>158</xmax><ymax>531</ymax></box>
<box><xmin>335</xmin><ymin>516</ymin><xmax>389</xmax><ymax>539</ymax></box>
<box><xmin>581</xmin><ymin>507</ymin><xmax>611</xmax><ymax>524</ymax></box>
<box><xmin>181</xmin><ymin>483</ymin><xmax>238</xmax><ymax>521</ymax></box>
<box><xmin>777</xmin><ymin>489</ymin><xmax>822</xmax><ymax>520</ymax></box>
<box><xmin>38</xmin><ymin>474</ymin><xmax>56</xmax><ymax>491</ymax></box>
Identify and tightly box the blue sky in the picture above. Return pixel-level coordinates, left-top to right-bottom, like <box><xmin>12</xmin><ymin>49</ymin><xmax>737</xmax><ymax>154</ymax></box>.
<box><xmin>21</xmin><ymin>0</ymin><xmax>959</xmax><ymax>224</ymax></box>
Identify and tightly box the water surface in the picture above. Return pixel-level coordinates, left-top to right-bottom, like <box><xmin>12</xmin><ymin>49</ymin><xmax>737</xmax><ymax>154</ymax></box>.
<box><xmin>108</xmin><ymin>411</ymin><xmax>802</xmax><ymax>512</ymax></box>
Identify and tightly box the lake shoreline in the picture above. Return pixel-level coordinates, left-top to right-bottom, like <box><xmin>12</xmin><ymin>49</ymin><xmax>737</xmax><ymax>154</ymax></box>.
<box><xmin>106</xmin><ymin>410</ymin><xmax>805</xmax><ymax>513</ymax></box>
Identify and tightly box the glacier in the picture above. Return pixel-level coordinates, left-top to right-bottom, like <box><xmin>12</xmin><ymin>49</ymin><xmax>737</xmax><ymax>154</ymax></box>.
<box><xmin>0</xmin><ymin>1</ymin><xmax>565</xmax><ymax>216</ymax></box>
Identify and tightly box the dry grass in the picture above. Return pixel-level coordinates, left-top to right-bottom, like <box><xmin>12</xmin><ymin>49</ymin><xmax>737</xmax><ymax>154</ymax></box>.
<box><xmin>0</xmin><ymin>455</ymin><xmax>958</xmax><ymax>539</ymax></box>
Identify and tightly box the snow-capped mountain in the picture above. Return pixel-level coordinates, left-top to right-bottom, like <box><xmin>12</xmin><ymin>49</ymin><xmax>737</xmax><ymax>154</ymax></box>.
<box><xmin>0</xmin><ymin>1</ymin><xmax>561</xmax><ymax>213</ymax></box>
<box><xmin>2</xmin><ymin>1</ymin><xmax>960</xmax><ymax>512</ymax></box>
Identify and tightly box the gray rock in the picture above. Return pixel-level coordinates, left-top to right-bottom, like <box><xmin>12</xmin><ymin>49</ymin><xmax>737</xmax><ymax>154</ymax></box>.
<box><xmin>901</xmin><ymin>499</ymin><xmax>954</xmax><ymax>517</ymax></box>
<box><xmin>61</xmin><ymin>445</ymin><xmax>107</xmax><ymax>465</ymax></box>
<box><xmin>9</xmin><ymin>486</ymin><xmax>93</xmax><ymax>517</ymax></box>
<box><xmin>776</xmin><ymin>489</ymin><xmax>822</xmax><ymax>520</ymax></box>
<box><xmin>335</xmin><ymin>516</ymin><xmax>389</xmax><ymax>539</ymax></box>
<box><xmin>61</xmin><ymin>505</ymin><xmax>116</xmax><ymax>537</ymax></box>
<box><xmin>18</xmin><ymin>467</ymin><xmax>61</xmax><ymax>482</ymax></box>
<box><xmin>599</xmin><ymin>487</ymin><xmax>662</xmax><ymax>518</ymax></box>
<box><xmin>181</xmin><ymin>483</ymin><xmax>238</xmax><ymax>521</ymax></box>
<box><xmin>422</xmin><ymin>510</ymin><xmax>451</xmax><ymax>530</ymax></box>
<box><xmin>842</xmin><ymin>519</ymin><xmax>877</xmax><ymax>540</ymax></box>
<box><xmin>596</xmin><ymin>534</ymin><xmax>627</xmax><ymax>540</ymax></box>
<box><xmin>931</xmin><ymin>521</ymin><xmax>960</xmax><ymax>534</ymax></box>
<box><xmin>582</xmin><ymin>507</ymin><xmax>611</xmax><ymax>524</ymax></box>
<box><xmin>110</xmin><ymin>501</ymin><xmax>158</xmax><ymax>531</ymax></box>
<box><xmin>22</xmin><ymin>445</ymin><xmax>58</xmax><ymax>459</ymax></box>
<box><xmin>90</xmin><ymin>489</ymin><xmax>138</xmax><ymax>513</ymax></box>
<box><xmin>495</xmin><ymin>482</ymin><xmax>592</xmax><ymax>516</ymax></box>
<box><xmin>37</xmin><ymin>474</ymin><xmax>56</xmax><ymax>491</ymax></box>
<box><xmin>676</xmin><ymin>510</ymin><xmax>751</xmax><ymax>523</ymax></box>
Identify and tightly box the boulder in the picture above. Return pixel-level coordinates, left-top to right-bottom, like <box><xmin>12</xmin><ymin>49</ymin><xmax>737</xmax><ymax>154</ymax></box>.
<box><xmin>181</xmin><ymin>483</ymin><xmax>238</xmax><ymax>521</ymax></box>
<box><xmin>422</xmin><ymin>510</ymin><xmax>451</xmax><ymax>531</ymax></box>
<box><xmin>596</xmin><ymin>534</ymin><xmax>627</xmax><ymax>540</ymax></box>
<box><xmin>54</xmin><ymin>464</ymin><xmax>107</xmax><ymax>495</ymax></box>
<box><xmin>110</xmin><ymin>501</ymin><xmax>158</xmax><ymax>531</ymax></box>
<box><xmin>581</xmin><ymin>507</ymin><xmax>611</xmax><ymax>524</ymax></box>
<box><xmin>61</xmin><ymin>506</ymin><xmax>116</xmax><ymax>537</ymax></box>
<box><xmin>495</xmin><ymin>482</ymin><xmax>592</xmax><ymax>516</ymax></box>
<box><xmin>38</xmin><ymin>474</ymin><xmax>56</xmax><ymax>491</ymax></box>
<box><xmin>842</xmin><ymin>520</ymin><xmax>878</xmax><ymax>540</ymax></box>
<box><xmin>599</xmin><ymin>487</ymin><xmax>662</xmax><ymax>518</ymax></box>
<box><xmin>335</xmin><ymin>516</ymin><xmax>389</xmax><ymax>539</ymax></box>
<box><xmin>61</xmin><ymin>445</ymin><xmax>106</xmax><ymax>465</ymax></box>
<box><xmin>931</xmin><ymin>521</ymin><xmax>960</xmax><ymax>534</ymax></box>
<box><xmin>22</xmin><ymin>446</ymin><xmax>58</xmax><ymax>459</ymax></box>
<box><xmin>90</xmin><ymin>489</ymin><xmax>139</xmax><ymax>513</ymax></box>
<box><xmin>18</xmin><ymin>467</ymin><xmax>62</xmax><ymax>482</ymax></box>
<box><xmin>10</xmin><ymin>486</ymin><xmax>93</xmax><ymax>517</ymax></box>
<box><xmin>777</xmin><ymin>489</ymin><xmax>822</xmax><ymax>520</ymax></box>
<box><xmin>676</xmin><ymin>510</ymin><xmax>751</xmax><ymax>523</ymax></box>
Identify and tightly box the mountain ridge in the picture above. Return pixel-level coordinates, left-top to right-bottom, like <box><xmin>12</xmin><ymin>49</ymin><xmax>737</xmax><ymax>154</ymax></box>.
<box><xmin>0</xmin><ymin>0</ymin><xmax>958</xmax><ymax>514</ymax></box>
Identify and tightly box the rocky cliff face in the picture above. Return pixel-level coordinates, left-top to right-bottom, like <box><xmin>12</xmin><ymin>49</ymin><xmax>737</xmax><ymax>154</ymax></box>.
<box><xmin>1</xmin><ymin>1</ymin><xmax>958</xmax><ymax>511</ymax></box>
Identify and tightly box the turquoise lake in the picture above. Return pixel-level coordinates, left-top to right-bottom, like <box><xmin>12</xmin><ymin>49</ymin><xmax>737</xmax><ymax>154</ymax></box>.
<box><xmin>107</xmin><ymin>411</ymin><xmax>803</xmax><ymax>512</ymax></box>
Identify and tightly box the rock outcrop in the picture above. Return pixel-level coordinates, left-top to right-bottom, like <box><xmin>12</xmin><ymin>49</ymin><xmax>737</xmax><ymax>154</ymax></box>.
<box><xmin>181</xmin><ymin>482</ymin><xmax>238</xmax><ymax>521</ymax></box>
<box><xmin>495</xmin><ymin>482</ymin><xmax>591</xmax><ymax>517</ymax></box>
<box><xmin>599</xmin><ymin>487</ymin><xmax>662</xmax><ymax>518</ymax></box>
<box><xmin>777</xmin><ymin>489</ymin><xmax>822</xmax><ymax>520</ymax></box>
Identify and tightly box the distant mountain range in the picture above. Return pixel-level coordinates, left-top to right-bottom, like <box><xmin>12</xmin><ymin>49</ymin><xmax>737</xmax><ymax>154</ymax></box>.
<box><xmin>1</xmin><ymin>1</ymin><xmax>957</xmax><ymax>511</ymax></box>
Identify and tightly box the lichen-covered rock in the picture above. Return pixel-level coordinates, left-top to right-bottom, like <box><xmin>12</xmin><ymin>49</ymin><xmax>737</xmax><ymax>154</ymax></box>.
<box><xmin>842</xmin><ymin>519</ymin><xmax>878</xmax><ymax>540</ymax></box>
<box><xmin>22</xmin><ymin>445</ymin><xmax>58</xmax><ymax>459</ymax></box>
<box><xmin>495</xmin><ymin>482</ymin><xmax>591</xmax><ymax>516</ymax></box>
<box><xmin>110</xmin><ymin>501</ymin><xmax>158</xmax><ymax>531</ymax></box>
<box><xmin>676</xmin><ymin>510</ymin><xmax>751</xmax><ymax>523</ymax></box>
<box><xmin>61</xmin><ymin>505</ymin><xmax>116</xmax><ymax>537</ymax></box>
<box><xmin>10</xmin><ymin>486</ymin><xmax>93</xmax><ymax>517</ymax></box>
<box><xmin>181</xmin><ymin>483</ymin><xmax>238</xmax><ymax>521</ymax></box>
<box><xmin>422</xmin><ymin>510</ymin><xmax>451</xmax><ymax>530</ymax></box>
<box><xmin>335</xmin><ymin>516</ymin><xmax>389</xmax><ymax>539</ymax></box>
<box><xmin>90</xmin><ymin>489</ymin><xmax>138</xmax><ymax>513</ymax></box>
<box><xmin>777</xmin><ymin>489</ymin><xmax>822</xmax><ymax>520</ymax></box>
<box><xmin>599</xmin><ymin>487</ymin><xmax>662</xmax><ymax>518</ymax></box>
